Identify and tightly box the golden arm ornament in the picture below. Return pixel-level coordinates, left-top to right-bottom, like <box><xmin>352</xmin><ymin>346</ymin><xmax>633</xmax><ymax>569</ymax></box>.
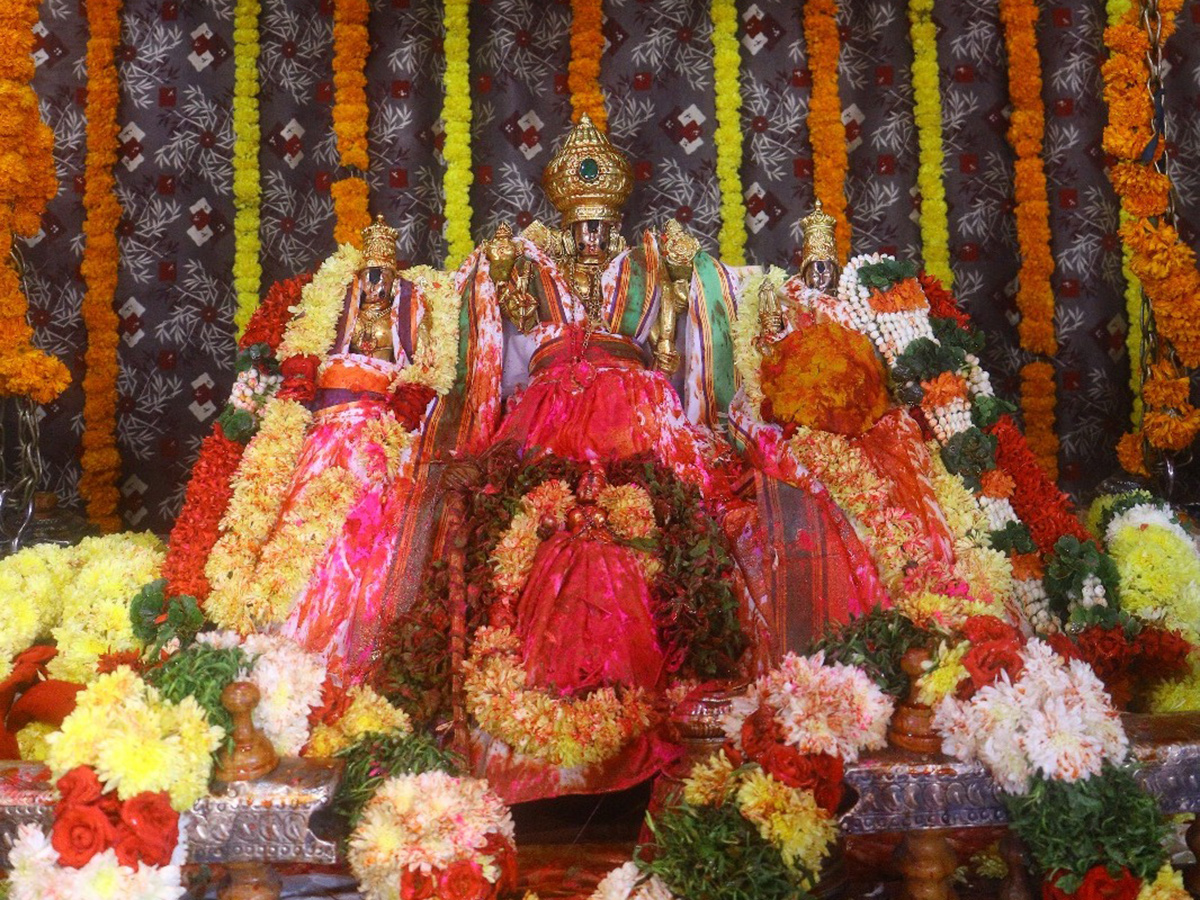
<box><xmin>651</xmin><ymin>219</ymin><xmax>700</xmax><ymax>374</ymax></box>
<box><xmin>484</xmin><ymin>222</ymin><xmax>539</xmax><ymax>334</ymax></box>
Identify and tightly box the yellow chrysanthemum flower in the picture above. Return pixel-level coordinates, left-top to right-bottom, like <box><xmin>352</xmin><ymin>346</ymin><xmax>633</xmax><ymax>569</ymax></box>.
<box><xmin>736</xmin><ymin>769</ymin><xmax>837</xmax><ymax>885</ymax></box>
<box><xmin>683</xmin><ymin>750</ymin><xmax>738</xmax><ymax>806</ymax></box>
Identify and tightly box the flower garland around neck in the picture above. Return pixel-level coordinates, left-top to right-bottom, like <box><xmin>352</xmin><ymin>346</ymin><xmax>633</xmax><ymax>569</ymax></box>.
<box><xmin>232</xmin><ymin>0</ymin><xmax>263</xmax><ymax>336</ymax></box>
<box><xmin>0</xmin><ymin>0</ymin><xmax>67</xmax><ymax>405</ymax></box>
<box><xmin>332</xmin><ymin>0</ymin><xmax>371</xmax><ymax>246</ymax></box>
<box><xmin>1102</xmin><ymin>0</ymin><xmax>1200</xmax><ymax>473</ymax></box>
<box><xmin>79</xmin><ymin>0</ymin><xmax>125</xmax><ymax>531</ymax></box>
<box><xmin>730</xmin><ymin>266</ymin><xmax>789</xmax><ymax>417</ymax></box>
<box><xmin>464</xmin><ymin>625</ymin><xmax>656</xmax><ymax>768</ymax></box>
<box><xmin>442</xmin><ymin>0</ymin><xmax>473</xmax><ymax>268</ymax></box>
<box><xmin>998</xmin><ymin>0</ymin><xmax>1059</xmax><ymax>482</ymax></box>
<box><xmin>802</xmin><ymin>0</ymin><xmax>851</xmax><ymax>265</ymax></box>
<box><xmin>711</xmin><ymin>0</ymin><xmax>747</xmax><ymax>265</ymax></box>
<box><xmin>908</xmin><ymin>0</ymin><xmax>953</xmax><ymax>289</ymax></box>
<box><xmin>568</xmin><ymin>0</ymin><xmax>606</xmax><ymax>130</ymax></box>
<box><xmin>394</xmin><ymin>265</ymin><xmax>462</xmax><ymax>396</ymax></box>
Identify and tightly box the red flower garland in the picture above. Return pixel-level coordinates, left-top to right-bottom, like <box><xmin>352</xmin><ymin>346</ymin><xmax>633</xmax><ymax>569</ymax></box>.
<box><xmin>989</xmin><ymin>415</ymin><xmax>1092</xmax><ymax>557</ymax></box>
<box><xmin>918</xmin><ymin>272</ymin><xmax>971</xmax><ymax>329</ymax></box>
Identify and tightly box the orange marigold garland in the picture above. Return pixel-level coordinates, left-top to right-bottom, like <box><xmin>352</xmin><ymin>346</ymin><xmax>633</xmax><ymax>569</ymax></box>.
<box><xmin>79</xmin><ymin>0</ymin><xmax>125</xmax><ymax>531</ymax></box>
<box><xmin>998</xmin><ymin>0</ymin><xmax>1058</xmax><ymax>481</ymax></box>
<box><xmin>1102</xmin><ymin>0</ymin><xmax>1200</xmax><ymax>470</ymax></box>
<box><xmin>568</xmin><ymin>0</ymin><xmax>606</xmax><ymax>130</ymax></box>
<box><xmin>332</xmin><ymin>0</ymin><xmax>371</xmax><ymax>246</ymax></box>
<box><xmin>0</xmin><ymin>0</ymin><xmax>66</xmax><ymax>405</ymax></box>
<box><xmin>802</xmin><ymin>0</ymin><xmax>851</xmax><ymax>265</ymax></box>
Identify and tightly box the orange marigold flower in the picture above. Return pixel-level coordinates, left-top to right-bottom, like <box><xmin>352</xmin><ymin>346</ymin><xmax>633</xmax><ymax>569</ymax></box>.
<box><xmin>979</xmin><ymin>468</ymin><xmax>1016</xmax><ymax>500</ymax></box>
<box><xmin>920</xmin><ymin>371</ymin><xmax>969</xmax><ymax>408</ymax></box>
<box><xmin>1009</xmin><ymin>552</ymin><xmax>1045</xmax><ymax>581</ymax></box>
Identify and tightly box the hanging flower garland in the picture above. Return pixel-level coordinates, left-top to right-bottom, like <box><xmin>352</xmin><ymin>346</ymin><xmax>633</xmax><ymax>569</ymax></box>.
<box><xmin>908</xmin><ymin>0</ymin><xmax>953</xmax><ymax>288</ymax></box>
<box><xmin>0</xmin><ymin>0</ymin><xmax>67</xmax><ymax>405</ymax></box>
<box><xmin>442</xmin><ymin>0</ymin><xmax>474</xmax><ymax>268</ymax></box>
<box><xmin>802</xmin><ymin>0</ymin><xmax>851</xmax><ymax>265</ymax></box>
<box><xmin>1102</xmin><ymin>0</ymin><xmax>1200</xmax><ymax>471</ymax></box>
<box><xmin>998</xmin><ymin>0</ymin><xmax>1059</xmax><ymax>481</ymax></box>
<box><xmin>332</xmin><ymin>0</ymin><xmax>371</xmax><ymax>246</ymax></box>
<box><xmin>568</xmin><ymin>0</ymin><xmax>606</xmax><ymax>130</ymax></box>
<box><xmin>232</xmin><ymin>0</ymin><xmax>262</xmax><ymax>336</ymax></box>
<box><xmin>711</xmin><ymin>0</ymin><xmax>747</xmax><ymax>265</ymax></box>
<box><xmin>78</xmin><ymin>0</ymin><xmax>125</xmax><ymax>532</ymax></box>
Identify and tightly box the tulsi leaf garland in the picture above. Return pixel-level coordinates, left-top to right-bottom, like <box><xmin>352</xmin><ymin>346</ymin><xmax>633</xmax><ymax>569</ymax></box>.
<box><xmin>232</xmin><ymin>0</ymin><xmax>263</xmax><ymax>336</ymax></box>
<box><xmin>0</xmin><ymin>0</ymin><xmax>66</xmax><ymax>405</ymax></box>
<box><xmin>998</xmin><ymin>0</ymin><xmax>1059</xmax><ymax>482</ymax></box>
<box><xmin>442</xmin><ymin>0</ymin><xmax>474</xmax><ymax>268</ymax></box>
<box><xmin>711</xmin><ymin>0</ymin><xmax>746</xmax><ymax>265</ymax></box>
<box><xmin>802</xmin><ymin>0</ymin><xmax>850</xmax><ymax>265</ymax></box>
<box><xmin>568</xmin><ymin>0</ymin><xmax>606</xmax><ymax>130</ymax></box>
<box><xmin>79</xmin><ymin>0</ymin><xmax>125</xmax><ymax>531</ymax></box>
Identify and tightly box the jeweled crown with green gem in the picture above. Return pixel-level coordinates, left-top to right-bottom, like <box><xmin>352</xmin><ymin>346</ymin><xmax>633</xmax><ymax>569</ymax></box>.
<box><xmin>542</xmin><ymin>113</ymin><xmax>634</xmax><ymax>227</ymax></box>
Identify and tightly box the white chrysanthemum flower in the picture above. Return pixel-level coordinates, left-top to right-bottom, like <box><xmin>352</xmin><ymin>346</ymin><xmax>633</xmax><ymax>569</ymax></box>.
<box><xmin>592</xmin><ymin>862</ymin><xmax>641</xmax><ymax>900</ymax></box>
<box><xmin>240</xmin><ymin>633</ymin><xmax>326</xmax><ymax>756</ymax></box>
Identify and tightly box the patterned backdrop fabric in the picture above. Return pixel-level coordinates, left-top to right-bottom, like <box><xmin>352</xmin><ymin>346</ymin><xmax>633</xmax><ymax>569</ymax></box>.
<box><xmin>14</xmin><ymin>0</ymin><xmax>1200</xmax><ymax>534</ymax></box>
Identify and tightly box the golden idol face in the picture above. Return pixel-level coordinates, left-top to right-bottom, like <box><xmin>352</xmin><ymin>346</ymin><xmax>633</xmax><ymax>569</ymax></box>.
<box><xmin>803</xmin><ymin>257</ymin><xmax>837</xmax><ymax>294</ymax></box>
<box><xmin>362</xmin><ymin>266</ymin><xmax>395</xmax><ymax>305</ymax></box>
<box><xmin>572</xmin><ymin>219</ymin><xmax>614</xmax><ymax>259</ymax></box>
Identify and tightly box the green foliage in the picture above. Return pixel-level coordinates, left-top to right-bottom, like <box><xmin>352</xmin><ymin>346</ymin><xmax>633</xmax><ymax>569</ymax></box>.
<box><xmin>940</xmin><ymin>427</ymin><xmax>998</xmax><ymax>491</ymax></box>
<box><xmin>636</xmin><ymin>802</ymin><xmax>813</xmax><ymax>900</ymax></box>
<box><xmin>129</xmin><ymin>579</ymin><xmax>205</xmax><ymax>656</ymax></box>
<box><xmin>989</xmin><ymin>521</ymin><xmax>1037</xmax><ymax>556</ymax></box>
<box><xmin>971</xmin><ymin>394</ymin><xmax>1017</xmax><ymax>429</ymax></box>
<box><xmin>1043</xmin><ymin>535</ymin><xmax>1125</xmax><ymax>628</ymax></box>
<box><xmin>217</xmin><ymin>405</ymin><xmax>256</xmax><ymax>443</ymax></box>
<box><xmin>334</xmin><ymin>731</ymin><xmax>461</xmax><ymax>831</ymax></box>
<box><xmin>1002</xmin><ymin>764</ymin><xmax>1167</xmax><ymax>890</ymax></box>
<box><xmin>810</xmin><ymin>606</ymin><xmax>928</xmax><ymax>698</ymax></box>
<box><xmin>855</xmin><ymin>258</ymin><xmax>918</xmax><ymax>291</ymax></box>
<box><xmin>931</xmin><ymin>316</ymin><xmax>986</xmax><ymax>357</ymax></box>
<box><xmin>374</xmin><ymin>560</ymin><xmax>455</xmax><ymax>722</ymax></box>
<box><xmin>145</xmin><ymin>645</ymin><xmax>250</xmax><ymax>748</ymax></box>
<box><xmin>893</xmin><ymin>337</ymin><xmax>966</xmax><ymax>388</ymax></box>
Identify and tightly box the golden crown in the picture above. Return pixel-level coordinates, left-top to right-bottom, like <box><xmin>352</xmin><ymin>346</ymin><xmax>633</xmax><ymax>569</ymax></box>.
<box><xmin>361</xmin><ymin>215</ymin><xmax>399</xmax><ymax>271</ymax></box>
<box><xmin>800</xmin><ymin>201</ymin><xmax>837</xmax><ymax>265</ymax></box>
<box><xmin>542</xmin><ymin>114</ymin><xmax>634</xmax><ymax>227</ymax></box>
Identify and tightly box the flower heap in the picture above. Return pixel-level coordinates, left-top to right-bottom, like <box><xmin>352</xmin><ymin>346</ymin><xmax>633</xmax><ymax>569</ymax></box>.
<box><xmin>1102</xmin><ymin>0</ymin><xmax>1200</xmax><ymax>470</ymax></box>
<box><xmin>348</xmin><ymin>771</ymin><xmax>517</xmax><ymax>900</ymax></box>
<box><xmin>933</xmin><ymin>639</ymin><xmax>1178</xmax><ymax>899</ymax></box>
<box><xmin>0</xmin><ymin>533</ymin><xmax>165</xmax><ymax>689</ymax></box>
<box><xmin>160</xmin><ymin>274</ymin><xmax>308</xmax><ymax>603</ymax></box>
<box><xmin>0</xmin><ymin>0</ymin><xmax>67</xmax><ymax>405</ymax></box>
<box><xmin>600</xmin><ymin>653</ymin><xmax>892</xmax><ymax>900</ymax></box>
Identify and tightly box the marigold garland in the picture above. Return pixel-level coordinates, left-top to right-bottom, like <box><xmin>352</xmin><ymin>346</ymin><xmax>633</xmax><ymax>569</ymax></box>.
<box><xmin>78</xmin><ymin>0</ymin><xmax>125</xmax><ymax>532</ymax></box>
<box><xmin>332</xmin><ymin>0</ymin><xmax>372</xmax><ymax>247</ymax></box>
<box><xmin>998</xmin><ymin>0</ymin><xmax>1059</xmax><ymax>480</ymax></box>
<box><xmin>232</xmin><ymin>0</ymin><xmax>263</xmax><ymax>336</ymax></box>
<box><xmin>568</xmin><ymin>0</ymin><xmax>606</xmax><ymax>130</ymax></box>
<box><xmin>441</xmin><ymin>0</ymin><xmax>474</xmax><ymax>268</ymax></box>
<box><xmin>802</xmin><ymin>0</ymin><xmax>850</xmax><ymax>264</ymax></box>
<box><xmin>0</xmin><ymin>0</ymin><xmax>66</xmax><ymax>405</ymax></box>
<box><xmin>908</xmin><ymin>0</ymin><xmax>953</xmax><ymax>288</ymax></box>
<box><xmin>332</xmin><ymin>176</ymin><xmax>371</xmax><ymax>247</ymax></box>
<box><xmin>711</xmin><ymin>0</ymin><xmax>747</xmax><ymax>265</ymax></box>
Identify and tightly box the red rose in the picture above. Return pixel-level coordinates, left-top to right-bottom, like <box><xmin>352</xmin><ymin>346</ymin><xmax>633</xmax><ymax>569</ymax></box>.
<box><xmin>1132</xmin><ymin>628</ymin><xmax>1193</xmax><ymax>683</ymax></box>
<box><xmin>1043</xmin><ymin>867</ymin><xmax>1141</xmax><ymax>900</ymax></box>
<box><xmin>51</xmin><ymin>803</ymin><xmax>116</xmax><ymax>868</ymax></box>
<box><xmin>439</xmin><ymin>858</ymin><xmax>491</xmax><ymax>900</ymax></box>
<box><xmin>758</xmin><ymin>746</ymin><xmax>844</xmax><ymax>814</ymax></box>
<box><xmin>482</xmin><ymin>833</ymin><xmax>518</xmax><ymax>894</ymax></box>
<box><xmin>760</xmin><ymin>743</ymin><xmax>808</xmax><ymax>787</ymax></box>
<box><xmin>961</xmin><ymin>616</ymin><xmax>1021</xmax><ymax>645</ymax></box>
<box><xmin>962</xmin><ymin>638</ymin><xmax>1025</xmax><ymax>693</ymax></box>
<box><xmin>115</xmin><ymin>792</ymin><xmax>179</xmax><ymax>867</ymax></box>
<box><xmin>389</xmin><ymin>382</ymin><xmax>436</xmax><ymax>431</ymax></box>
<box><xmin>740</xmin><ymin>706</ymin><xmax>784</xmax><ymax>762</ymax></box>
<box><xmin>808</xmin><ymin>753</ymin><xmax>846</xmax><ymax>815</ymax></box>
<box><xmin>277</xmin><ymin>354</ymin><xmax>320</xmax><ymax>402</ymax></box>
<box><xmin>401</xmin><ymin>866</ymin><xmax>438</xmax><ymax>900</ymax></box>
<box><xmin>55</xmin><ymin>766</ymin><xmax>104</xmax><ymax>811</ymax></box>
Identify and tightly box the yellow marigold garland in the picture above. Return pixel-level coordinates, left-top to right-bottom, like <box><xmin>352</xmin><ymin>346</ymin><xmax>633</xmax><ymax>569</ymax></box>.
<box><xmin>232</xmin><ymin>0</ymin><xmax>262</xmax><ymax>336</ymax></box>
<box><xmin>802</xmin><ymin>0</ymin><xmax>851</xmax><ymax>265</ymax></box>
<box><xmin>79</xmin><ymin>0</ymin><xmax>124</xmax><ymax>531</ymax></box>
<box><xmin>442</xmin><ymin>0</ymin><xmax>473</xmax><ymax>268</ymax></box>
<box><xmin>711</xmin><ymin>0</ymin><xmax>747</xmax><ymax>265</ymax></box>
<box><xmin>568</xmin><ymin>0</ymin><xmax>606</xmax><ymax>130</ymax></box>
<box><xmin>1102</xmin><ymin>0</ymin><xmax>1200</xmax><ymax>469</ymax></box>
<box><xmin>0</xmin><ymin>0</ymin><xmax>67</xmax><ymax>405</ymax></box>
<box><xmin>332</xmin><ymin>0</ymin><xmax>371</xmax><ymax>247</ymax></box>
<box><xmin>908</xmin><ymin>0</ymin><xmax>953</xmax><ymax>288</ymax></box>
<box><xmin>998</xmin><ymin>0</ymin><xmax>1058</xmax><ymax>481</ymax></box>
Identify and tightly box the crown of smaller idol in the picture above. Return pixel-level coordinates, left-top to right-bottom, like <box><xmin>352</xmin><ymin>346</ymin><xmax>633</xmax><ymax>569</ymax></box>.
<box><xmin>542</xmin><ymin>113</ymin><xmax>634</xmax><ymax>227</ymax></box>
<box><xmin>800</xmin><ymin>201</ymin><xmax>837</xmax><ymax>264</ymax></box>
<box><xmin>361</xmin><ymin>215</ymin><xmax>400</xmax><ymax>271</ymax></box>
